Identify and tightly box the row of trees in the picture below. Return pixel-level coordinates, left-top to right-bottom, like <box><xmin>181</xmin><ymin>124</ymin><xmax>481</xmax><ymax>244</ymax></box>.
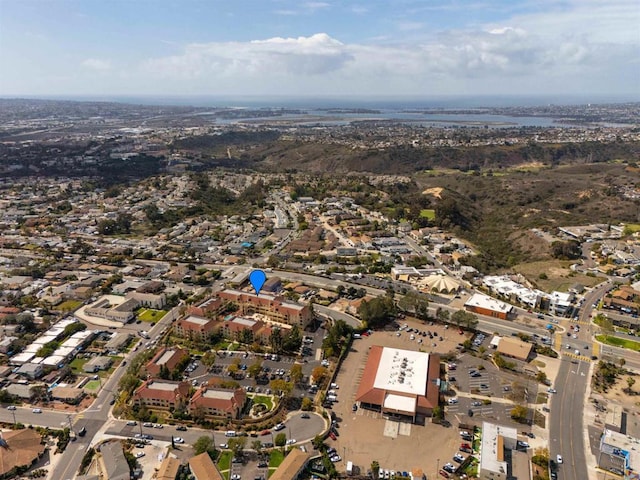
<box><xmin>357</xmin><ymin>288</ymin><xmax>479</xmax><ymax>331</ymax></box>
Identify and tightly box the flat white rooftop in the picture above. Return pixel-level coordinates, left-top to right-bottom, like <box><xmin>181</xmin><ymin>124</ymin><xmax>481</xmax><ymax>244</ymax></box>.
<box><xmin>231</xmin><ymin>317</ymin><xmax>257</xmax><ymax>327</ymax></box>
<box><xmin>383</xmin><ymin>393</ymin><xmax>417</xmax><ymax>413</ymax></box>
<box><xmin>148</xmin><ymin>381</ymin><xmax>179</xmax><ymax>392</ymax></box>
<box><xmin>184</xmin><ymin>315</ymin><xmax>210</xmax><ymax>326</ymax></box>
<box><xmin>465</xmin><ymin>293</ymin><xmax>513</xmax><ymax>314</ymax></box>
<box><xmin>156</xmin><ymin>350</ymin><xmax>176</xmax><ymax>366</ymax></box>
<box><xmin>373</xmin><ymin>347</ymin><xmax>429</xmax><ymax>397</ymax></box>
<box><xmin>203</xmin><ymin>389</ymin><xmax>235</xmax><ymax>400</ymax></box>
<box><xmin>480</xmin><ymin>421</ymin><xmax>517</xmax><ymax>474</ymax></box>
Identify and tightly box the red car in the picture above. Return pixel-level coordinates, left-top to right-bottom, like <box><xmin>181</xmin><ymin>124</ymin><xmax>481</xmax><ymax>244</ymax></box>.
<box><xmin>439</xmin><ymin>470</ymin><xmax>450</xmax><ymax>478</ymax></box>
<box><xmin>260</xmin><ymin>430</ymin><xmax>270</xmax><ymax>436</ymax></box>
<box><xmin>328</xmin><ymin>431</ymin><xmax>337</xmax><ymax>441</ymax></box>
<box><xmin>460</xmin><ymin>443</ymin><xmax>471</xmax><ymax>449</ymax></box>
<box><xmin>458</xmin><ymin>329</ymin><xmax>464</xmax><ymax>335</ymax></box>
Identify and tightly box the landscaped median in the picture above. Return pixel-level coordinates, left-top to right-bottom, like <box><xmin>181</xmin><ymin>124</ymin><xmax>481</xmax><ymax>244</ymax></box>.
<box><xmin>596</xmin><ymin>334</ymin><xmax>640</xmax><ymax>352</ymax></box>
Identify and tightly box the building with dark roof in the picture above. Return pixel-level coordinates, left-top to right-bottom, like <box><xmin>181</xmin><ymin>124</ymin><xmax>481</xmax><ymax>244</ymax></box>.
<box><xmin>98</xmin><ymin>441</ymin><xmax>130</xmax><ymax>480</ymax></box>
<box><xmin>355</xmin><ymin>346</ymin><xmax>440</xmax><ymax>422</ymax></box>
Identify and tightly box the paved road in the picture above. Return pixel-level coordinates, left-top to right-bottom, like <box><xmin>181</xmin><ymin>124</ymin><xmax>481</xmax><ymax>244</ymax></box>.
<box><xmin>105</xmin><ymin>411</ymin><xmax>325</xmax><ymax>447</ymax></box>
<box><xmin>48</xmin><ymin>304</ymin><xmax>178</xmax><ymax>480</ymax></box>
<box><xmin>314</xmin><ymin>304</ymin><xmax>361</xmax><ymax>329</ymax></box>
<box><xmin>549</xmin><ymin>358</ymin><xmax>589</xmax><ymax>480</ymax></box>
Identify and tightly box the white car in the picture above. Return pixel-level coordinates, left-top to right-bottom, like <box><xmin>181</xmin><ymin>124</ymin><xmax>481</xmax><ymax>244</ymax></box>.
<box><xmin>547</xmin><ymin>388</ymin><xmax>557</xmax><ymax>394</ymax></box>
<box><xmin>556</xmin><ymin>454</ymin><xmax>563</xmax><ymax>464</ymax></box>
<box><xmin>220</xmin><ymin>443</ymin><xmax>228</xmax><ymax>449</ymax></box>
<box><xmin>126</xmin><ymin>421</ymin><xmax>137</xmax><ymax>426</ymax></box>
<box><xmin>32</xmin><ymin>408</ymin><xmax>42</xmax><ymax>413</ymax></box>
<box><xmin>447</xmin><ymin>398</ymin><xmax>459</xmax><ymax>405</ymax></box>
<box><xmin>173</xmin><ymin>437</ymin><xmax>184</xmax><ymax>444</ymax></box>
<box><xmin>286</xmin><ymin>439</ymin><xmax>297</xmax><ymax>445</ymax></box>
<box><xmin>6</xmin><ymin>405</ymin><xmax>16</xmax><ymax>410</ymax></box>
<box><xmin>135</xmin><ymin>451</ymin><xmax>145</xmax><ymax>458</ymax></box>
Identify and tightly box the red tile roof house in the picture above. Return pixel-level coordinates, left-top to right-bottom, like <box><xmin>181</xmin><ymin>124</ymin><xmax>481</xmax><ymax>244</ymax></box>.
<box><xmin>133</xmin><ymin>379</ymin><xmax>191</xmax><ymax>411</ymax></box>
<box><xmin>189</xmin><ymin>386</ymin><xmax>246</xmax><ymax>420</ymax></box>
<box><xmin>144</xmin><ymin>346</ymin><xmax>190</xmax><ymax>377</ymax></box>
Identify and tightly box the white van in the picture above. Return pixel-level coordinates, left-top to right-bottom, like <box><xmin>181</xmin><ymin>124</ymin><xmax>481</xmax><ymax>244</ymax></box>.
<box><xmin>225</xmin><ymin>431</ymin><xmax>236</xmax><ymax>437</ymax></box>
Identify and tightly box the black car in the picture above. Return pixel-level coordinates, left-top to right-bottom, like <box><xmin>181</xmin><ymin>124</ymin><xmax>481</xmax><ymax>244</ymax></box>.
<box><xmin>176</xmin><ymin>425</ymin><xmax>188</xmax><ymax>431</ymax></box>
<box><xmin>301</xmin><ymin>413</ymin><xmax>310</xmax><ymax>419</ymax></box>
<box><xmin>78</xmin><ymin>427</ymin><xmax>87</xmax><ymax>437</ymax></box>
<box><xmin>443</xmin><ymin>465</ymin><xmax>456</xmax><ymax>473</ymax></box>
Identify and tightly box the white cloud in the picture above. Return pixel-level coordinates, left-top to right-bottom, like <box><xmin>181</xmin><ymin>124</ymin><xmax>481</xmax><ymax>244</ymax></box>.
<box><xmin>82</xmin><ymin>58</ymin><xmax>111</xmax><ymax>71</ymax></box>
<box><xmin>304</xmin><ymin>1</ymin><xmax>331</xmax><ymax>10</ymax></box>
<box><xmin>99</xmin><ymin>1</ymin><xmax>640</xmax><ymax>95</ymax></box>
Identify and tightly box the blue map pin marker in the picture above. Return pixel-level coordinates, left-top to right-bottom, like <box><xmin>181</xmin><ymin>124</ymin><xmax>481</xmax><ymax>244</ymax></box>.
<box><xmin>249</xmin><ymin>269</ymin><xmax>267</xmax><ymax>296</ymax></box>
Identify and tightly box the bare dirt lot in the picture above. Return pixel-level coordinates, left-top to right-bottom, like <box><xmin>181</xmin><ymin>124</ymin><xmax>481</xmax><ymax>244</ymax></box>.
<box><xmin>327</xmin><ymin>322</ymin><xmax>468</xmax><ymax>478</ymax></box>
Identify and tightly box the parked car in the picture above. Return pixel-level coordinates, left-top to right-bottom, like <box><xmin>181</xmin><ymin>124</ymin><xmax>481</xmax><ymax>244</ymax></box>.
<box><xmin>6</xmin><ymin>406</ymin><xmax>16</xmax><ymax>410</ymax></box>
<box><xmin>32</xmin><ymin>408</ymin><xmax>42</xmax><ymax>414</ymax></box>
<box><xmin>176</xmin><ymin>425</ymin><xmax>188</xmax><ymax>431</ymax></box>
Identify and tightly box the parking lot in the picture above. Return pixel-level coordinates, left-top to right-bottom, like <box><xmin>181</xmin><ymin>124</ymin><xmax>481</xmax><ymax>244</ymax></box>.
<box><xmin>445</xmin><ymin>351</ymin><xmax>542</xmax><ymax>434</ymax></box>
<box><xmin>326</xmin><ymin>322</ymin><xmax>466</xmax><ymax>478</ymax></box>
<box><xmin>179</xmin><ymin>327</ymin><xmax>328</xmax><ymax>400</ymax></box>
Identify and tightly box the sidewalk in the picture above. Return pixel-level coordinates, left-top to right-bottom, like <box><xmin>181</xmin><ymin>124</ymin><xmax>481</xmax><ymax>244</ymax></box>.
<box><xmin>582</xmin><ymin>361</ymin><xmax>600</xmax><ymax>480</ymax></box>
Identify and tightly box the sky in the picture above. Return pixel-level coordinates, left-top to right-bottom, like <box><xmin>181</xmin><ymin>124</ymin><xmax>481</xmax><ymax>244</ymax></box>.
<box><xmin>0</xmin><ymin>0</ymin><xmax>638</xmax><ymax>99</ymax></box>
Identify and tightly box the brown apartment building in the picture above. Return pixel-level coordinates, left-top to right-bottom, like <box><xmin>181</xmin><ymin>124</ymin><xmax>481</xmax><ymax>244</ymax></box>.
<box><xmin>133</xmin><ymin>379</ymin><xmax>191</xmax><ymax>411</ymax></box>
<box><xmin>144</xmin><ymin>347</ymin><xmax>190</xmax><ymax>377</ymax></box>
<box><xmin>218</xmin><ymin>289</ymin><xmax>312</xmax><ymax>329</ymax></box>
<box><xmin>175</xmin><ymin>315</ymin><xmax>219</xmax><ymax>341</ymax></box>
<box><xmin>189</xmin><ymin>386</ymin><xmax>246</xmax><ymax>419</ymax></box>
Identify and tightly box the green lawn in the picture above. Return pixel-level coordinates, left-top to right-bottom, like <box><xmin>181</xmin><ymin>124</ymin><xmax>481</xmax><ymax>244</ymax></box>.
<box><xmin>69</xmin><ymin>357</ymin><xmax>89</xmax><ymax>373</ymax></box>
<box><xmin>57</xmin><ymin>300</ymin><xmax>83</xmax><ymax>312</ymax></box>
<box><xmin>217</xmin><ymin>451</ymin><xmax>233</xmax><ymax>479</ymax></box>
<box><xmin>269</xmin><ymin>449</ymin><xmax>285</xmax><ymax>468</ymax></box>
<box><xmin>84</xmin><ymin>380</ymin><xmax>101</xmax><ymax>391</ymax></box>
<box><xmin>419</xmin><ymin>209</ymin><xmax>436</xmax><ymax>220</ymax></box>
<box><xmin>596</xmin><ymin>335</ymin><xmax>640</xmax><ymax>352</ymax></box>
<box><xmin>251</xmin><ymin>395</ymin><xmax>274</xmax><ymax>411</ymax></box>
<box><xmin>137</xmin><ymin>309</ymin><xmax>167</xmax><ymax>322</ymax></box>
<box><xmin>623</xmin><ymin>224</ymin><xmax>640</xmax><ymax>235</ymax></box>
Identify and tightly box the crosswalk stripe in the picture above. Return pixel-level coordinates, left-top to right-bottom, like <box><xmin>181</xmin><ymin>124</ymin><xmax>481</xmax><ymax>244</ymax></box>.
<box><xmin>561</xmin><ymin>352</ymin><xmax>592</xmax><ymax>362</ymax></box>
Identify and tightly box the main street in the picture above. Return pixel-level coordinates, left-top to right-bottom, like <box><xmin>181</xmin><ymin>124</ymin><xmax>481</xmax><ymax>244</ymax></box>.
<box><xmin>549</xmin><ymin>358</ymin><xmax>589</xmax><ymax>480</ymax></box>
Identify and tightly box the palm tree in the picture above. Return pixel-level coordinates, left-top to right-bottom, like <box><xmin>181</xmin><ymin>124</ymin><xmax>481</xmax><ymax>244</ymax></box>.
<box><xmin>371</xmin><ymin>461</ymin><xmax>380</xmax><ymax>480</ymax></box>
<box><xmin>627</xmin><ymin>376</ymin><xmax>636</xmax><ymax>393</ymax></box>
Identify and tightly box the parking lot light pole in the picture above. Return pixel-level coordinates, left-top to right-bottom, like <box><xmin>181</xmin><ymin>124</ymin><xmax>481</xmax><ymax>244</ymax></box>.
<box><xmin>436</xmin><ymin>459</ymin><xmax>439</xmax><ymax>477</ymax></box>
